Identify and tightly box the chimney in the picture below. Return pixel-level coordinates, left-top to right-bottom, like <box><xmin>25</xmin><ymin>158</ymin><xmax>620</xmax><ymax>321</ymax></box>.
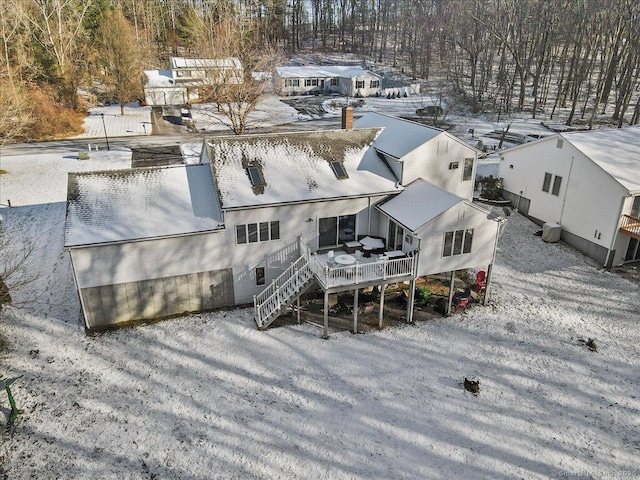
<box><xmin>342</xmin><ymin>106</ymin><xmax>354</xmax><ymax>130</ymax></box>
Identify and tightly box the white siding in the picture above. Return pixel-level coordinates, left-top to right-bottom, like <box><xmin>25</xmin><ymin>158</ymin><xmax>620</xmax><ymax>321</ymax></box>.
<box><xmin>400</xmin><ymin>133</ymin><xmax>477</xmax><ymax>199</ymax></box>
<box><xmin>414</xmin><ymin>203</ymin><xmax>499</xmax><ymax>275</ymax></box>
<box><xmin>500</xmin><ymin>137</ymin><xmax>627</xmax><ymax>255</ymax></box>
<box><xmin>72</xmin><ymin>195</ymin><xmax>390</xmax><ymax>306</ymax></box>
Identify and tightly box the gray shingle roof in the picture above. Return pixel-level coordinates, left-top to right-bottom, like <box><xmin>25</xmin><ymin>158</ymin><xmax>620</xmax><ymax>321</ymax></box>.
<box><xmin>65</xmin><ymin>164</ymin><xmax>223</xmax><ymax>247</ymax></box>
<box><xmin>206</xmin><ymin>128</ymin><xmax>400</xmax><ymax>209</ymax></box>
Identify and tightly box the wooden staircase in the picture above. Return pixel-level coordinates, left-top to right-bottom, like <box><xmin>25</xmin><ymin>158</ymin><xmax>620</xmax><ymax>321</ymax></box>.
<box><xmin>254</xmin><ymin>256</ymin><xmax>315</xmax><ymax>329</ymax></box>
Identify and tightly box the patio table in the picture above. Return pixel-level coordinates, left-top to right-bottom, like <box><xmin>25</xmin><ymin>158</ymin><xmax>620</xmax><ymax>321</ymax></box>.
<box><xmin>334</xmin><ymin>254</ymin><xmax>356</xmax><ymax>265</ymax></box>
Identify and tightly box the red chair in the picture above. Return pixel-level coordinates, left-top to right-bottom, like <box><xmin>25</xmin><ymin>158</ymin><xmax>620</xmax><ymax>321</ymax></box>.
<box><xmin>475</xmin><ymin>270</ymin><xmax>487</xmax><ymax>291</ymax></box>
<box><xmin>453</xmin><ymin>287</ymin><xmax>471</xmax><ymax>311</ymax></box>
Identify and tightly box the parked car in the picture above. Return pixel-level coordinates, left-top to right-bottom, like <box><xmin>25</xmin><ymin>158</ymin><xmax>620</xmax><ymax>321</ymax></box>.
<box><xmin>416</xmin><ymin>105</ymin><xmax>443</xmax><ymax>117</ymax></box>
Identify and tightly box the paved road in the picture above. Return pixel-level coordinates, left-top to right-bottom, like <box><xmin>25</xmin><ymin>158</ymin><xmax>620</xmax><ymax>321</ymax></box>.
<box><xmin>1</xmin><ymin>118</ymin><xmax>344</xmax><ymax>157</ymax></box>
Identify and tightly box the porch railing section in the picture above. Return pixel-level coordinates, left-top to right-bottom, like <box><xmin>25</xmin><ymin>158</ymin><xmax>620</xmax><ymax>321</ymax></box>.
<box><xmin>620</xmin><ymin>214</ymin><xmax>640</xmax><ymax>240</ymax></box>
<box><xmin>310</xmin><ymin>255</ymin><xmax>417</xmax><ymax>289</ymax></box>
<box><xmin>254</xmin><ymin>255</ymin><xmax>313</xmax><ymax>328</ymax></box>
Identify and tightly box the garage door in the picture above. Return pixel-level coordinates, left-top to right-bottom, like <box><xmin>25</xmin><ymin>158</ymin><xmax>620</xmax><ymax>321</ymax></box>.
<box><xmin>80</xmin><ymin>269</ymin><xmax>234</xmax><ymax>330</ymax></box>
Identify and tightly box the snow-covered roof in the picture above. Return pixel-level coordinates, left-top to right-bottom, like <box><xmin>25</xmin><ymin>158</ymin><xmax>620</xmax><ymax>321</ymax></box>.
<box><xmin>354</xmin><ymin>112</ymin><xmax>444</xmax><ymax>159</ymax></box>
<box><xmin>144</xmin><ymin>70</ymin><xmax>176</xmax><ymax>88</ymax></box>
<box><xmin>276</xmin><ymin>65</ymin><xmax>380</xmax><ymax>79</ymax></box>
<box><xmin>170</xmin><ymin>57</ymin><xmax>241</xmax><ymax>70</ymax></box>
<box><xmin>561</xmin><ymin>126</ymin><xmax>640</xmax><ymax>192</ymax></box>
<box><xmin>65</xmin><ymin>164</ymin><xmax>223</xmax><ymax>247</ymax></box>
<box><xmin>376</xmin><ymin>178</ymin><xmax>464</xmax><ymax>231</ymax></box>
<box><xmin>206</xmin><ymin>128</ymin><xmax>399</xmax><ymax>209</ymax></box>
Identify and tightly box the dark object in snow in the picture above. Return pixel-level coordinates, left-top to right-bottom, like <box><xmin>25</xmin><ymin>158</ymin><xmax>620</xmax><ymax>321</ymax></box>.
<box><xmin>434</xmin><ymin>298</ymin><xmax>446</xmax><ymax>315</ymax></box>
<box><xmin>534</xmin><ymin>229</ymin><xmax>543</xmax><ymax>236</ymax></box>
<box><xmin>464</xmin><ymin>375</ymin><xmax>480</xmax><ymax>395</ymax></box>
<box><xmin>578</xmin><ymin>337</ymin><xmax>599</xmax><ymax>352</ymax></box>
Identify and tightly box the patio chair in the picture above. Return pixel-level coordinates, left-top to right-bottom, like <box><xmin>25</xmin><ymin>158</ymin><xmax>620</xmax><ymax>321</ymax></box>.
<box><xmin>453</xmin><ymin>287</ymin><xmax>471</xmax><ymax>311</ymax></box>
<box><xmin>475</xmin><ymin>270</ymin><xmax>487</xmax><ymax>291</ymax></box>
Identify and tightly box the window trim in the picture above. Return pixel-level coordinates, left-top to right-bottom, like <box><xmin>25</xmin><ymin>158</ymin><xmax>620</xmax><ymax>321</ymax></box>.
<box><xmin>443</xmin><ymin>228</ymin><xmax>474</xmax><ymax>257</ymax></box>
<box><xmin>551</xmin><ymin>175</ymin><xmax>562</xmax><ymax>196</ymax></box>
<box><xmin>318</xmin><ymin>214</ymin><xmax>356</xmax><ymax>248</ymax></box>
<box><xmin>462</xmin><ymin>157</ymin><xmax>474</xmax><ymax>181</ymax></box>
<box><xmin>236</xmin><ymin>221</ymin><xmax>280</xmax><ymax>245</ymax></box>
<box><xmin>330</xmin><ymin>161</ymin><xmax>348</xmax><ymax>179</ymax></box>
<box><xmin>355</xmin><ymin>80</ymin><xmax>365</xmax><ymax>89</ymax></box>
<box><xmin>542</xmin><ymin>172</ymin><xmax>552</xmax><ymax>192</ymax></box>
<box><xmin>255</xmin><ymin>267</ymin><xmax>266</xmax><ymax>286</ymax></box>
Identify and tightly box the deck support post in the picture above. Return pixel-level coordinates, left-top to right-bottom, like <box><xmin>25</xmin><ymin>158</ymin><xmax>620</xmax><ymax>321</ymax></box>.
<box><xmin>297</xmin><ymin>296</ymin><xmax>301</xmax><ymax>324</ymax></box>
<box><xmin>323</xmin><ymin>290</ymin><xmax>329</xmax><ymax>339</ymax></box>
<box><xmin>483</xmin><ymin>264</ymin><xmax>494</xmax><ymax>306</ymax></box>
<box><xmin>353</xmin><ymin>288</ymin><xmax>359</xmax><ymax>333</ymax></box>
<box><xmin>447</xmin><ymin>270</ymin><xmax>456</xmax><ymax>316</ymax></box>
<box><xmin>406</xmin><ymin>278</ymin><xmax>416</xmax><ymax>323</ymax></box>
<box><xmin>378</xmin><ymin>283</ymin><xmax>387</xmax><ymax>328</ymax></box>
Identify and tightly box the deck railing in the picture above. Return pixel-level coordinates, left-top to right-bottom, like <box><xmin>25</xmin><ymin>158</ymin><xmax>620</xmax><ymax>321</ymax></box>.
<box><xmin>310</xmin><ymin>255</ymin><xmax>417</xmax><ymax>289</ymax></box>
<box><xmin>620</xmin><ymin>214</ymin><xmax>640</xmax><ymax>240</ymax></box>
<box><xmin>254</xmin><ymin>255</ymin><xmax>312</xmax><ymax>328</ymax></box>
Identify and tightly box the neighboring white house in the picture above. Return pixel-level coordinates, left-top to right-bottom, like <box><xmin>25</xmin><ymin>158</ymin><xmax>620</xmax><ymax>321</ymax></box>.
<box><xmin>499</xmin><ymin>126</ymin><xmax>640</xmax><ymax>267</ymax></box>
<box><xmin>274</xmin><ymin>65</ymin><xmax>383</xmax><ymax>97</ymax></box>
<box><xmin>65</xmin><ymin>112</ymin><xmax>502</xmax><ymax>333</ymax></box>
<box><xmin>144</xmin><ymin>57</ymin><xmax>243</xmax><ymax>106</ymax></box>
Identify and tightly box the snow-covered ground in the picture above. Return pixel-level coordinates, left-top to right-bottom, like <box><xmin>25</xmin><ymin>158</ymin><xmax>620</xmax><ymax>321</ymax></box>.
<box><xmin>1</xmin><ymin>147</ymin><xmax>640</xmax><ymax>479</ymax></box>
<box><xmin>72</xmin><ymin>103</ymin><xmax>153</xmax><ymax>139</ymax></box>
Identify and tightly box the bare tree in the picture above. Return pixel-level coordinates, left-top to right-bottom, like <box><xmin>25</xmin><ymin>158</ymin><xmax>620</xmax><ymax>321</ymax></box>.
<box><xmin>0</xmin><ymin>218</ymin><xmax>38</xmax><ymax>309</ymax></box>
<box><xmin>20</xmin><ymin>0</ymin><xmax>95</xmax><ymax>108</ymax></box>
<box><xmin>97</xmin><ymin>8</ymin><xmax>143</xmax><ymax>115</ymax></box>
<box><xmin>0</xmin><ymin>78</ymin><xmax>33</xmax><ymax>146</ymax></box>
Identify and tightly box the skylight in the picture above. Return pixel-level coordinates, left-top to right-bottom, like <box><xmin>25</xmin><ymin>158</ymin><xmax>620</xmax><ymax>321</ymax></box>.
<box><xmin>247</xmin><ymin>166</ymin><xmax>265</xmax><ymax>186</ymax></box>
<box><xmin>330</xmin><ymin>161</ymin><xmax>348</xmax><ymax>179</ymax></box>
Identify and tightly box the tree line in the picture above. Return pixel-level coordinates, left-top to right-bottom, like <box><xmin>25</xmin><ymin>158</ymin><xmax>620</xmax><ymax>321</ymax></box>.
<box><xmin>1</xmin><ymin>0</ymin><xmax>639</xmax><ymax>143</ymax></box>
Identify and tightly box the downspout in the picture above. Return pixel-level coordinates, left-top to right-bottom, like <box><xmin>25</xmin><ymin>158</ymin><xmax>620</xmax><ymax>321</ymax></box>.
<box><xmin>604</xmin><ymin>195</ymin><xmax>629</xmax><ymax>268</ymax></box>
<box><xmin>367</xmin><ymin>196</ymin><xmax>372</xmax><ymax>235</ymax></box>
<box><xmin>559</xmin><ymin>156</ymin><xmax>574</xmax><ymax>224</ymax></box>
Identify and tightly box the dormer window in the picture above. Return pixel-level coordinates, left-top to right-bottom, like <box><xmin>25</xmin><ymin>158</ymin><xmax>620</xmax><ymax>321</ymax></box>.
<box><xmin>330</xmin><ymin>161</ymin><xmax>348</xmax><ymax>180</ymax></box>
<box><xmin>247</xmin><ymin>166</ymin><xmax>265</xmax><ymax>186</ymax></box>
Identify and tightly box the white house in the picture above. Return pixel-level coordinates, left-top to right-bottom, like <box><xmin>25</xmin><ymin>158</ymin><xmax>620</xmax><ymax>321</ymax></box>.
<box><xmin>144</xmin><ymin>57</ymin><xmax>243</xmax><ymax>106</ymax></box>
<box><xmin>274</xmin><ymin>65</ymin><xmax>383</xmax><ymax>97</ymax></box>
<box><xmin>499</xmin><ymin>126</ymin><xmax>640</xmax><ymax>267</ymax></box>
<box><xmin>65</xmin><ymin>112</ymin><xmax>502</xmax><ymax>334</ymax></box>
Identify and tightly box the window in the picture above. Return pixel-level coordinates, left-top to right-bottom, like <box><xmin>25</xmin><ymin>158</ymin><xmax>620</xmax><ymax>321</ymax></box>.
<box><xmin>319</xmin><ymin>214</ymin><xmax>356</xmax><ymax>248</ymax></box>
<box><xmin>270</xmin><ymin>221</ymin><xmax>280</xmax><ymax>240</ymax></box>
<box><xmin>236</xmin><ymin>221</ymin><xmax>280</xmax><ymax>244</ymax></box>
<box><xmin>370</xmin><ymin>80</ymin><xmax>380</xmax><ymax>88</ymax></box>
<box><xmin>551</xmin><ymin>175</ymin><xmax>562</xmax><ymax>196</ymax></box>
<box><xmin>248</xmin><ymin>223</ymin><xmax>258</xmax><ymax>243</ymax></box>
<box><xmin>247</xmin><ymin>166</ymin><xmax>265</xmax><ymax>187</ymax></box>
<box><xmin>632</xmin><ymin>196</ymin><xmax>640</xmax><ymax>218</ymax></box>
<box><xmin>305</xmin><ymin>78</ymin><xmax>318</xmax><ymax>87</ymax></box>
<box><xmin>355</xmin><ymin>80</ymin><xmax>365</xmax><ymax>89</ymax></box>
<box><xmin>330</xmin><ymin>161</ymin><xmax>348</xmax><ymax>179</ymax></box>
<box><xmin>256</xmin><ymin>267</ymin><xmax>265</xmax><ymax>286</ymax></box>
<box><xmin>542</xmin><ymin>172</ymin><xmax>552</xmax><ymax>192</ymax></box>
<box><xmin>556</xmin><ymin>138</ymin><xmax>564</xmax><ymax>149</ymax></box>
<box><xmin>449</xmin><ymin>162</ymin><xmax>459</xmax><ymax>170</ymax></box>
<box><xmin>259</xmin><ymin>222</ymin><xmax>269</xmax><ymax>241</ymax></box>
<box><xmin>285</xmin><ymin>78</ymin><xmax>300</xmax><ymax>87</ymax></box>
<box><xmin>330</xmin><ymin>78</ymin><xmax>338</xmax><ymax>86</ymax></box>
<box><xmin>236</xmin><ymin>225</ymin><xmax>247</xmax><ymax>244</ymax></box>
<box><xmin>443</xmin><ymin>228</ymin><xmax>474</xmax><ymax>257</ymax></box>
<box><xmin>463</xmin><ymin>158</ymin><xmax>474</xmax><ymax>181</ymax></box>
<box><xmin>388</xmin><ymin>220</ymin><xmax>404</xmax><ymax>251</ymax></box>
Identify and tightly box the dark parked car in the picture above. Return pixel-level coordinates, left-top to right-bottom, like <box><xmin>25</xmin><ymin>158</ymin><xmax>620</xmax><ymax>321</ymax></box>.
<box><xmin>416</xmin><ymin>105</ymin><xmax>443</xmax><ymax>117</ymax></box>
